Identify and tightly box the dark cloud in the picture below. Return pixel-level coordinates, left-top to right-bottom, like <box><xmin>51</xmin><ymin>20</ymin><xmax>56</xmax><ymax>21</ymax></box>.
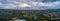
<box><xmin>35</xmin><ymin>0</ymin><xmax>60</xmax><ymax>2</ymax></box>
<box><xmin>42</xmin><ymin>0</ymin><xmax>57</xmax><ymax>2</ymax></box>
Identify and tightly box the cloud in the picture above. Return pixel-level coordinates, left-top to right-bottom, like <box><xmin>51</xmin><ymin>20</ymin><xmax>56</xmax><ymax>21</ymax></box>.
<box><xmin>4</xmin><ymin>2</ymin><xmax>31</xmax><ymax>9</ymax></box>
<box><xmin>0</xmin><ymin>0</ymin><xmax>60</xmax><ymax>10</ymax></box>
<box><xmin>0</xmin><ymin>2</ymin><xmax>2</xmax><ymax>5</ymax></box>
<box><xmin>4</xmin><ymin>4</ymin><xmax>16</xmax><ymax>9</ymax></box>
<box><xmin>17</xmin><ymin>2</ymin><xmax>31</xmax><ymax>8</ymax></box>
<box><xmin>32</xmin><ymin>1</ymin><xmax>60</xmax><ymax>7</ymax></box>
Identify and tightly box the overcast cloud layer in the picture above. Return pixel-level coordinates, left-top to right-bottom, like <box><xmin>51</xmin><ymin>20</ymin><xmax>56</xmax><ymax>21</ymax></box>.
<box><xmin>0</xmin><ymin>0</ymin><xmax>60</xmax><ymax>10</ymax></box>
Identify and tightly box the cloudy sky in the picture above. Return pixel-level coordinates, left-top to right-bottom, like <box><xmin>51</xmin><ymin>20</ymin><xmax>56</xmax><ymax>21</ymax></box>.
<box><xmin>0</xmin><ymin>0</ymin><xmax>60</xmax><ymax>10</ymax></box>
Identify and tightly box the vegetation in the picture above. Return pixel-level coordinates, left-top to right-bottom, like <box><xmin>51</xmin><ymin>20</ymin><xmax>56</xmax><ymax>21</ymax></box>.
<box><xmin>0</xmin><ymin>9</ymin><xmax>59</xmax><ymax>21</ymax></box>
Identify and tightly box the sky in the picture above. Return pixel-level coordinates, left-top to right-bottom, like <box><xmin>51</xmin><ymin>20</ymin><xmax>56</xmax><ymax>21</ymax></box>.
<box><xmin>0</xmin><ymin>0</ymin><xmax>60</xmax><ymax>10</ymax></box>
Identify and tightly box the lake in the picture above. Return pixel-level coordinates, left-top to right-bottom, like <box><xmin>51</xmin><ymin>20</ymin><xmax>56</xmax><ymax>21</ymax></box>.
<box><xmin>15</xmin><ymin>19</ymin><xmax>27</xmax><ymax>21</ymax></box>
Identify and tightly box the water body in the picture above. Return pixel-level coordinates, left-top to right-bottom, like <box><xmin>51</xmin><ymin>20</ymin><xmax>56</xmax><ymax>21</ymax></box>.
<box><xmin>15</xmin><ymin>19</ymin><xmax>27</xmax><ymax>21</ymax></box>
